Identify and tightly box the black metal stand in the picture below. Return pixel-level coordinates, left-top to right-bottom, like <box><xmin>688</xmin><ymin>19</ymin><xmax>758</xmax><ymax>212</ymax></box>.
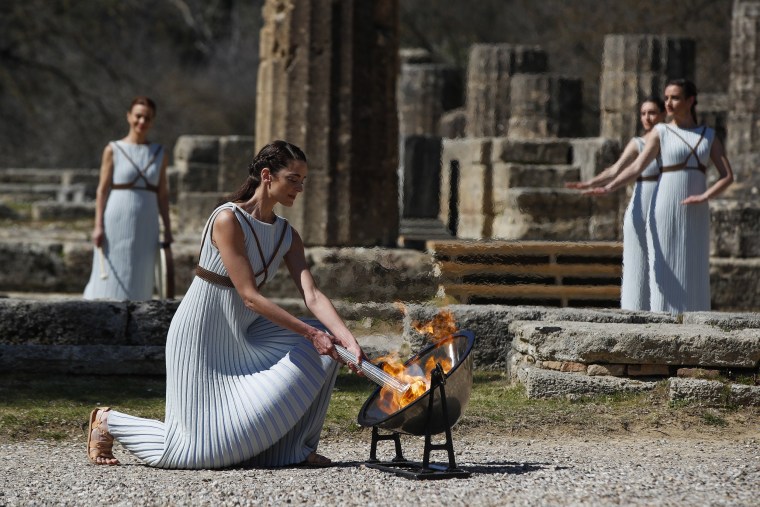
<box><xmin>364</xmin><ymin>363</ymin><xmax>471</xmax><ymax>480</ymax></box>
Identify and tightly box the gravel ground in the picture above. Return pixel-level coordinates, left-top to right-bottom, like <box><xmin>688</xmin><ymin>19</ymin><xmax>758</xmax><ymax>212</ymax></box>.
<box><xmin>1</xmin><ymin>432</ymin><xmax>758</xmax><ymax>506</ymax></box>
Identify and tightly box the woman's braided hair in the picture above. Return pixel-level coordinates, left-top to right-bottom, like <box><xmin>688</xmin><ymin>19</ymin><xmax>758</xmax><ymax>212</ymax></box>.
<box><xmin>224</xmin><ymin>140</ymin><xmax>307</xmax><ymax>204</ymax></box>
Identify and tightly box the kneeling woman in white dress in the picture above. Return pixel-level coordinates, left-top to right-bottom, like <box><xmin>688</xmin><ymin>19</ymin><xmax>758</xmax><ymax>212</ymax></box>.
<box><xmin>586</xmin><ymin>79</ymin><xmax>734</xmax><ymax>314</ymax></box>
<box><xmin>86</xmin><ymin>140</ymin><xmax>365</xmax><ymax>469</ymax></box>
<box><xmin>568</xmin><ymin>97</ymin><xmax>666</xmax><ymax>310</ymax></box>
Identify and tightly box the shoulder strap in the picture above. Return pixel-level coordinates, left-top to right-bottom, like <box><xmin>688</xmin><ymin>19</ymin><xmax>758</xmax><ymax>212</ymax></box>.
<box><xmin>233</xmin><ymin>211</ymin><xmax>291</xmax><ymax>288</ymax></box>
<box><xmin>663</xmin><ymin>125</ymin><xmax>707</xmax><ymax>166</ymax></box>
<box><xmin>112</xmin><ymin>142</ymin><xmax>162</xmax><ymax>191</ymax></box>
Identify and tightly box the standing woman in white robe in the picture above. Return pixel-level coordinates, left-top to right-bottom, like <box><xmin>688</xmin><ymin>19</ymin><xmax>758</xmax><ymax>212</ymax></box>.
<box><xmin>585</xmin><ymin>80</ymin><xmax>734</xmax><ymax>313</ymax></box>
<box><xmin>83</xmin><ymin>96</ymin><xmax>173</xmax><ymax>300</ymax></box>
<box><xmin>568</xmin><ymin>97</ymin><xmax>666</xmax><ymax>310</ymax></box>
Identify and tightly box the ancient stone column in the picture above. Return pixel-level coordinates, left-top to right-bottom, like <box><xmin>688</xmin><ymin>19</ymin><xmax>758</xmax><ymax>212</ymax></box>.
<box><xmin>508</xmin><ymin>74</ymin><xmax>583</xmax><ymax>139</ymax></box>
<box><xmin>256</xmin><ymin>0</ymin><xmax>399</xmax><ymax>247</ymax></box>
<box><xmin>465</xmin><ymin>44</ymin><xmax>548</xmax><ymax>138</ymax></box>
<box><xmin>600</xmin><ymin>35</ymin><xmax>695</xmax><ymax>146</ymax></box>
<box><xmin>397</xmin><ymin>62</ymin><xmax>463</xmax><ymax>138</ymax></box>
<box><xmin>728</xmin><ymin>1</ymin><xmax>760</xmax><ymax>168</ymax></box>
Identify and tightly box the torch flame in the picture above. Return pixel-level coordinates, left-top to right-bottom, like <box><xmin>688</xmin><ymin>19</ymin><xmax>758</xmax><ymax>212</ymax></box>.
<box><xmin>376</xmin><ymin>310</ymin><xmax>459</xmax><ymax>414</ymax></box>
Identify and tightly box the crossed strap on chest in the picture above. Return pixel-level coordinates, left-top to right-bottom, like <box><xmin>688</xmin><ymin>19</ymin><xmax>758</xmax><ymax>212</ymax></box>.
<box><xmin>194</xmin><ymin>207</ymin><xmax>290</xmax><ymax>290</ymax></box>
<box><xmin>660</xmin><ymin>126</ymin><xmax>708</xmax><ymax>174</ymax></box>
<box><xmin>111</xmin><ymin>142</ymin><xmax>162</xmax><ymax>193</ymax></box>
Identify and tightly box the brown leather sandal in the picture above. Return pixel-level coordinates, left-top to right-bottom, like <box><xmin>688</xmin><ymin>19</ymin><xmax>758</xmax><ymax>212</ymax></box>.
<box><xmin>300</xmin><ymin>451</ymin><xmax>332</xmax><ymax>467</ymax></box>
<box><xmin>87</xmin><ymin>407</ymin><xmax>120</xmax><ymax>465</ymax></box>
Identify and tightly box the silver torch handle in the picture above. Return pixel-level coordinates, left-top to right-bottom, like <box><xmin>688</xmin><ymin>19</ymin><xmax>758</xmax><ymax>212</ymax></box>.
<box><xmin>335</xmin><ymin>345</ymin><xmax>409</xmax><ymax>394</ymax></box>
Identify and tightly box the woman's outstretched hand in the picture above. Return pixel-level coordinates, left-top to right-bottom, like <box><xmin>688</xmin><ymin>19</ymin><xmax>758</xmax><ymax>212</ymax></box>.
<box><xmin>582</xmin><ymin>186</ymin><xmax>612</xmax><ymax>196</ymax></box>
<box><xmin>565</xmin><ymin>181</ymin><xmax>592</xmax><ymax>190</ymax></box>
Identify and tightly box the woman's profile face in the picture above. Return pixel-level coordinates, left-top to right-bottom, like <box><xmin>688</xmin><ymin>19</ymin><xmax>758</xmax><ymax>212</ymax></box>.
<box><xmin>127</xmin><ymin>104</ymin><xmax>155</xmax><ymax>135</ymax></box>
<box><xmin>664</xmin><ymin>85</ymin><xmax>693</xmax><ymax>119</ymax></box>
<box><xmin>640</xmin><ymin>101</ymin><xmax>665</xmax><ymax>132</ymax></box>
<box><xmin>270</xmin><ymin>160</ymin><xmax>307</xmax><ymax>207</ymax></box>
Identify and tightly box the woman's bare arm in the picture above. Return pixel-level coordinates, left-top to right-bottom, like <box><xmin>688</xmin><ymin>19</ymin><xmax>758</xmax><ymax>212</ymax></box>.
<box><xmin>92</xmin><ymin>145</ymin><xmax>114</xmax><ymax>247</ymax></box>
<box><xmin>584</xmin><ymin>129</ymin><xmax>661</xmax><ymax>195</ymax></box>
<box><xmin>681</xmin><ymin>137</ymin><xmax>734</xmax><ymax>205</ymax></box>
<box><xmin>566</xmin><ymin>138</ymin><xmax>639</xmax><ymax>189</ymax></box>
<box><xmin>212</xmin><ymin>211</ymin><xmax>354</xmax><ymax>362</ymax></box>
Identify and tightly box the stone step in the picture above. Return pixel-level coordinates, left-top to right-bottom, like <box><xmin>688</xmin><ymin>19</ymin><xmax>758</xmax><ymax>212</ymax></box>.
<box><xmin>0</xmin><ymin>168</ymin><xmax>99</xmax><ymax>185</ymax></box>
<box><xmin>510</xmin><ymin>320</ymin><xmax>760</xmax><ymax>369</ymax></box>
<box><xmin>0</xmin><ymin>182</ymin><xmax>93</xmax><ymax>203</ymax></box>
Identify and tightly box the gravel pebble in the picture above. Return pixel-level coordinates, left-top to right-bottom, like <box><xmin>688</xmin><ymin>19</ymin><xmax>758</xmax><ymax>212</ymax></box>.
<box><xmin>1</xmin><ymin>434</ymin><xmax>758</xmax><ymax>506</ymax></box>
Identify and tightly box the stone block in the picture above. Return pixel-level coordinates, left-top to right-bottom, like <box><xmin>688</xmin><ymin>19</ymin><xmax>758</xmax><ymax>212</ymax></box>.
<box><xmin>399</xmin><ymin>47</ymin><xmax>432</xmax><ymax>65</ymax></box>
<box><xmin>669</xmin><ymin>377</ymin><xmax>760</xmax><ymax>407</ymax></box>
<box><xmin>173</xmin><ymin>135</ymin><xmax>220</xmax><ymax>164</ymax></box>
<box><xmin>491</xmin><ymin>138</ymin><xmax>572</xmax><ymax>165</ymax></box>
<box><xmin>465</xmin><ymin>44</ymin><xmax>548</xmax><ymax>137</ymax></box>
<box><xmin>682</xmin><ymin>311</ymin><xmax>760</xmax><ymax>330</ymax></box>
<box><xmin>456</xmin><ymin>212</ymin><xmax>490</xmax><ymax>240</ymax></box>
<box><xmin>31</xmin><ymin>202</ymin><xmax>94</xmax><ymax>221</ymax></box>
<box><xmin>508</xmin><ymin>74</ymin><xmax>584</xmax><ymax>139</ymax></box>
<box><xmin>492</xmin><ymin>163</ymin><xmax>580</xmax><ymax>189</ymax></box>
<box><xmin>438</xmin><ymin>108</ymin><xmax>466</xmax><ymax>139</ymax></box>
<box><xmin>457</xmin><ymin>163</ymin><xmax>490</xmax><ymax>215</ymax></box>
<box><xmin>710</xmin><ymin>199</ymin><xmax>760</xmax><ymax>258</ymax></box>
<box><xmin>177</xmin><ymin>192</ymin><xmax>226</xmax><ymax>235</ymax></box>
<box><xmin>0</xmin><ymin>299</ymin><xmax>128</xmax><ymax>345</ymax></box>
<box><xmin>509</xmin><ymin>320</ymin><xmax>760</xmax><ymax>369</ymax></box>
<box><xmin>442</xmin><ymin>138</ymin><xmax>493</xmax><ymax>165</ymax></box>
<box><xmin>398</xmin><ymin>63</ymin><xmax>463</xmax><ymax>138</ymax></box>
<box><xmin>178</xmin><ymin>162</ymin><xmax>220</xmax><ymax>193</ymax></box>
<box><xmin>524</xmin><ymin>366</ymin><xmax>656</xmax><ymax>399</ymax></box>
<box><xmin>677</xmin><ymin>367</ymin><xmax>721</xmax><ymax>380</ymax></box>
<box><xmin>219</xmin><ymin>136</ymin><xmax>254</xmax><ymax>193</ymax></box>
<box><xmin>710</xmin><ymin>257</ymin><xmax>760</xmax><ymax>312</ymax></box>
<box><xmin>627</xmin><ymin>364</ymin><xmax>670</xmax><ymax>376</ymax></box>
<box><xmin>587</xmin><ymin>364</ymin><xmax>627</xmax><ymax>376</ymax></box>
<box><xmin>0</xmin><ymin>344</ymin><xmax>166</xmax><ymax>375</ymax></box>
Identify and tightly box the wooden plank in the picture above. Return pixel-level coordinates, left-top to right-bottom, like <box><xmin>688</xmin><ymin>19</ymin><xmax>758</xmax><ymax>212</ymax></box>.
<box><xmin>437</xmin><ymin>261</ymin><xmax>622</xmax><ymax>279</ymax></box>
<box><xmin>427</xmin><ymin>240</ymin><xmax>623</xmax><ymax>258</ymax></box>
<box><xmin>442</xmin><ymin>283</ymin><xmax>621</xmax><ymax>300</ymax></box>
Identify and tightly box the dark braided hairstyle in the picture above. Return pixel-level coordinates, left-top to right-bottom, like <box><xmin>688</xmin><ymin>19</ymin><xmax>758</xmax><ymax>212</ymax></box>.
<box><xmin>225</xmin><ymin>140</ymin><xmax>307</xmax><ymax>203</ymax></box>
<box><xmin>666</xmin><ymin>78</ymin><xmax>699</xmax><ymax>123</ymax></box>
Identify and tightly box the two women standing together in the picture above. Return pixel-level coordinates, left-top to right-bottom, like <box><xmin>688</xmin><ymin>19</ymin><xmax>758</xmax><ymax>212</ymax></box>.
<box><xmin>573</xmin><ymin>79</ymin><xmax>735</xmax><ymax>314</ymax></box>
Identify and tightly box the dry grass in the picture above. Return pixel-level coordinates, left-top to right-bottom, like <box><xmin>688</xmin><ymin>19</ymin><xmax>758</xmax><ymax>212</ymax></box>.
<box><xmin>1</xmin><ymin>371</ymin><xmax>757</xmax><ymax>444</ymax></box>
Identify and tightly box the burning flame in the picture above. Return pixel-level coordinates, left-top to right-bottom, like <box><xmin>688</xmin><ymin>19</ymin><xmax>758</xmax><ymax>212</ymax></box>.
<box><xmin>376</xmin><ymin>310</ymin><xmax>458</xmax><ymax>414</ymax></box>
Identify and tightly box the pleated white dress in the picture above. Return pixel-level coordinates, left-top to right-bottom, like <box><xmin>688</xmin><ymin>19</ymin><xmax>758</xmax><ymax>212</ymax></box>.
<box><xmin>107</xmin><ymin>203</ymin><xmax>339</xmax><ymax>469</ymax></box>
<box><xmin>620</xmin><ymin>137</ymin><xmax>661</xmax><ymax>311</ymax></box>
<box><xmin>647</xmin><ymin>124</ymin><xmax>714</xmax><ymax>314</ymax></box>
<box><xmin>83</xmin><ymin>141</ymin><xmax>163</xmax><ymax>301</ymax></box>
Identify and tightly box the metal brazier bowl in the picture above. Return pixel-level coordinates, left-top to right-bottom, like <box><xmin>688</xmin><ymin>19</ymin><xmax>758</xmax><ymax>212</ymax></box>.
<box><xmin>357</xmin><ymin>330</ymin><xmax>475</xmax><ymax>436</ymax></box>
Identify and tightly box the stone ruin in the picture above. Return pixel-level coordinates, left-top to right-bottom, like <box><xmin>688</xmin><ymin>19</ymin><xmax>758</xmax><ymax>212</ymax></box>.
<box><xmin>0</xmin><ymin>0</ymin><xmax>758</xmax><ymax>402</ymax></box>
<box><xmin>397</xmin><ymin>3</ymin><xmax>760</xmax><ymax>311</ymax></box>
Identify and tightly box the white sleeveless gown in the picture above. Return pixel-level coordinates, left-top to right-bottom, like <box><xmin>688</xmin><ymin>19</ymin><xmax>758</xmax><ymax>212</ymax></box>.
<box><xmin>620</xmin><ymin>137</ymin><xmax>660</xmax><ymax>311</ymax></box>
<box><xmin>106</xmin><ymin>203</ymin><xmax>339</xmax><ymax>469</ymax></box>
<box><xmin>647</xmin><ymin>124</ymin><xmax>714</xmax><ymax>314</ymax></box>
<box><xmin>83</xmin><ymin>141</ymin><xmax>163</xmax><ymax>301</ymax></box>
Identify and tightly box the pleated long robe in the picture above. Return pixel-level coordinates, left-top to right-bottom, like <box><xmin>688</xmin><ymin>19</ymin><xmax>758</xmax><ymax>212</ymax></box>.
<box><xmin>107</xmin><ymin>203</ymin><xmax>339</xmax><ymax>469</ymax></box>
<box><xmin>647</xmin><ymin>124</ymin><xmax>714</xmax><ymax>314</ymax></box>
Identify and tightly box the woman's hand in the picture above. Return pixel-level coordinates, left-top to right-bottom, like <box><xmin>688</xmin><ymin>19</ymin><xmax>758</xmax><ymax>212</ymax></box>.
<box><xmin>565</xmin><ymin>181</ymin><xmax>592</xmax><ymax>190</ymax></box>
<box><xmin>92</xmin><ymin>226</ymin><xmax>105</xmax><ymax>247</ymax></box>
<box><xmin>682</xmin><ymin>194</ymin><xmax>708</xmax><ymax>205</ymax></box>
<box><xmin>582</xmin><ymin>186</ymin><xmax>612</xmax><ymax>196</ymax></box>
<box><xmin>305</xmin><ymin>327</ymin><xmax>338</xmax><ymax>360</ymax></box>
